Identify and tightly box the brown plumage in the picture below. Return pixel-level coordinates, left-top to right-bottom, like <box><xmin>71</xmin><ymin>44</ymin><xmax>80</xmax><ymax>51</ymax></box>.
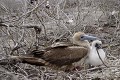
<box><xmin>10</xmin><ymin>32</ymin><xmax>97</xmax><ymax>71</ymax></box>
<box><xmin>40</xmin><ymin>45</ymin><xmax>88</xmax><ymax>66</ymax></box>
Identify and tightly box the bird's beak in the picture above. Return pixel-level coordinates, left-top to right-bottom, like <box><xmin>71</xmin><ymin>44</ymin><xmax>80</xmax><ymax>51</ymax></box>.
<box><xmin>95</xmin><ymin>43</ymin><xmax>102</xmax><ymax>49</ymax></box>
<box><xmin>81</xmin><ymin>35</ymin><xmax>98</xmax><ymax>41</ymax></box>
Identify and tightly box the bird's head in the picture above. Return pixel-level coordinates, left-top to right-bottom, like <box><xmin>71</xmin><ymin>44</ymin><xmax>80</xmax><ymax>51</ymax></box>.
<box><xmin>92</xmin><ymin>40</ymin><xmax>102</xmax><ymax>49</ymax></box>
<box><xmin>72</xmin><ymin>32</ymin><xmax>98</xmax><ymax>47</ymax></box>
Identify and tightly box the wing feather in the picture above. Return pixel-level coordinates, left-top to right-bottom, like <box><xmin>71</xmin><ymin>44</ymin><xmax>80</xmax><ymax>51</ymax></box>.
<box><xmin>42</xmin><ymin>46</ymin><xmax>88</xmax><ymax>66</ymax></box>
<box><xmin>45</xmin><ymin>42</ymin><xmax>76</xmax><ymax>50</ymax></box>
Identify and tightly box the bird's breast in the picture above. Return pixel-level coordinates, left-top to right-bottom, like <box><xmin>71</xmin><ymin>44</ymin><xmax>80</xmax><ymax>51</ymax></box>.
<box><xmin>88</xmin><ymin>48</ymin><xmax>106</xmax><ymax>66</ymax></box>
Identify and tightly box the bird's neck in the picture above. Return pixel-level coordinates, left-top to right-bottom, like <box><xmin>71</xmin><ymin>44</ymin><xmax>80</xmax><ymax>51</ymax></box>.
<box><xmin>73</xmin><ymin>40</ymin><xmax>90</xmax><ymax>48</ymax></box>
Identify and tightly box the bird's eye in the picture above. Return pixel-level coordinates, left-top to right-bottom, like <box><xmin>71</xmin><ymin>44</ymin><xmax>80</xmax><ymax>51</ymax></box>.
<box><xmin>81</xmin><ymin>36</ymin><xmax>84</xmax><ymax>38</ymax></box>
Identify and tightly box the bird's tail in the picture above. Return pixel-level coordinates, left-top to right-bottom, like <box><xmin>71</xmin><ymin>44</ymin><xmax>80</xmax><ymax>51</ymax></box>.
<box><xmin>0</xmin><ymin>56</ymin><xmax>50</xmax><ymax>66</ymax></box>
<box><xmin>11</xmin><ymin>56</ymin><xmax>50</xmax><ymax>66</ymax></box>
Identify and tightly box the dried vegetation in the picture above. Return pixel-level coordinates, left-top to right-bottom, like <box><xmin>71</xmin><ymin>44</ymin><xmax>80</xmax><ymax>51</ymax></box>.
<box><xmin>0</xmin><ymin>0</ymin><xmax>120</xmax><ymax>80</ymax></box>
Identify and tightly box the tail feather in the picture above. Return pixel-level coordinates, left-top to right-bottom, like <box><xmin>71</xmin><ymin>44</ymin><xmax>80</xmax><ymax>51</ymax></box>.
<box><xmin>31</xmin><ymin>50</ymin><xmax>44</xmax><ymax>57</ymax></box>
<box><xmin>9</xmin><ymin>56</ymin><xmax>50</xmax><ymax>66</ymax></box>
<box><xmin>0</xmin><ymin>56</ymin><xmax>75</xmax><ymax>71</ymax></box>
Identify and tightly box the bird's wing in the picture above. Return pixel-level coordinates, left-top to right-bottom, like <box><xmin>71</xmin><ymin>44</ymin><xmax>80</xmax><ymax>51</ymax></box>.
<box><xmin>45</xmin><ymin>42</ymin><xmax>77</xmax><ymax>50</ymax></box>
<box><xmin>30</xmin><ymin>42</ymin><xmax>75</xmax><ymax>57</ymax></box>
<box><xmin>51</xmin><ymin>42</ymin><xmax>74</xmax><ymax>47</ymax></box>
<box><xmin>42</xmin><ymin>46</ymin><xmax>88</xmax><ymax>66</ymax></box>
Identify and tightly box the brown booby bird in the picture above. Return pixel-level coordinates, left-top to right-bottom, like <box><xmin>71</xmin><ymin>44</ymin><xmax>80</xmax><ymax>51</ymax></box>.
<box><xmin>10</xmin><ymin>32</ymin><xmax>97</xmax><ymax>71</ymax></box>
